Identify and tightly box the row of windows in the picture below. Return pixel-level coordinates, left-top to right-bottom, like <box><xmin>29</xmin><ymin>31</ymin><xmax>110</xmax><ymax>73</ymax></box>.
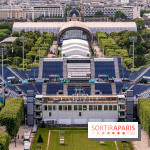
<box><xmin>43</xmin><ymin>105</ymin><xmax>117</xmax><ymax>111</ymax></box>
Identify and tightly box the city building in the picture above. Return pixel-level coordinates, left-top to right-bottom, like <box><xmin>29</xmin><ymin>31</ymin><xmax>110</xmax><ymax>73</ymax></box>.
<box><xmin>82</xmin><ymin>5</ymin><xmax>140</xmax><ymax>19</ymax></box>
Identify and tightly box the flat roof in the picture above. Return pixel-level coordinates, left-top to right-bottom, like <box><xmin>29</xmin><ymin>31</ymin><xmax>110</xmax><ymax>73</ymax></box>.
<box><xmin>1</xmin><ymin>37</ymin><xmax>18</xmax><ymax>43</ymax></box>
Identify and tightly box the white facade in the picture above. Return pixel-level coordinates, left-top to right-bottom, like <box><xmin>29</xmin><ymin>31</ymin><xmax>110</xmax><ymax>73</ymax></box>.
<box><xmin>82</xmin><ymin>5</ymin><xmax>140</xmax><ymax>19</ymax></box>
<box><xmin>42</xmin><ymin>104</ymin><xmax>118</xmax><ymax>124</ymax></box>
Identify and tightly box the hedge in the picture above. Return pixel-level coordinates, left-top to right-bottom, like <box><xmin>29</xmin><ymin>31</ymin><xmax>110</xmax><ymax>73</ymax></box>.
<box><xmin>138</xmin><ymin>98</ymin><xmax>150</xmax><ymax>137</ymax></box>
<box><xmin>0</xmin><ymin>132</ymin><xmax>11</xmax><ymax>150</ymax></box>
<box><xmin>0</xmin><ymin>102</ymin><xmax>3</xmax><ymax>111</ymax></box>
<box><xmin>0</xmin><ymin>98</ymin><xmax>24</xmax><ymax>138</ymax></box>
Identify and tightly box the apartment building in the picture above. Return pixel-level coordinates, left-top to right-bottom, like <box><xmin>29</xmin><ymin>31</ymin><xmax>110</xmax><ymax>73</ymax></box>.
<box><xmin>82</xmin><ymin>5</ymin><xmax>140</xmax><ymax>19</ymax></box>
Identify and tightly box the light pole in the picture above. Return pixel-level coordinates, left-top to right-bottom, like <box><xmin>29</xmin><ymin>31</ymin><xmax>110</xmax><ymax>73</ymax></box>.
<box><xmin>129</xmin><ymin>36</ymin><xmax>137</xmax><ymax>72</ymax></box>
<box><xmin>39</xmin><ymin>47</ymin><xmax>40</xmax><ymax>61</ymax></box>
<box><xmin>19</xmin><ymin>37</ymin><xmax>28</xmax><ymax>71</ymax></box>
<box><xmin>145</xmin><ymin>25</ymin><xmax>147</xmax><ymax>41</ymax></box>
<box><xmin>12</xmin><ymin>44</ymin><xmax>13</xmax><ymax>65</ymax></box>
<box><xmin>0</xmin><ymin>46</ymin><xmax>7</xmax><ymax>105</ymax></box>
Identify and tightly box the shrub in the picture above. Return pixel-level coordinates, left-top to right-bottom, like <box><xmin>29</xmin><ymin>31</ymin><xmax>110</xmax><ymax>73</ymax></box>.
<box><xmin>0</xmin><ymin>102</ymin><xmax>3</xmax><ymax>111</ymax></box>
<box><xmin>0</xmin><ymin>132</ymin><xmax>11</xmax><ymax>150</ymax></box>
<box><xmin>0</xmin><ymin>98</ymin><xmax>24</xmax><ymax>137</ymax></box>
<box><xmin>37</xmin><ymin>134</ymin><xmax>43</xmax><ymax>143</ymax></box>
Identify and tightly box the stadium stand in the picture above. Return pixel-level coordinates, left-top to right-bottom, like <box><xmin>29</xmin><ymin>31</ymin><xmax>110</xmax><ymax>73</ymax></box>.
<box><xmin>115</xmin><ymin>83</ymin><xmax>124</xmax><ymax>94</ymax></box>
<box><xmin>26</xmin><ymin>67</ymin><xmax>39</xmax><ymax>78</ymax></box>
<box><xmin>42</xmin><ymin>62</ymin><xmax>63</xmax><ymax>78</ymax></box>
<box><xmin>12</xmin><ymin>68</ymin><xmax>28</xmax><ymax>79</ymax></box>
<box><xmin>122</xmin><ymin>68</ymin><xmax>131</xmax><ymax>78</ymax></box>
<box><xmin>46</xmin><ymin>83</ymin><xmax>63</xmax><ymax>94</ymax></box>
<box><xmin>118</xmin><ymin>58</ymin><xmax>123</xmax><ymax>78</ymax></box>
<box><xmin>95</xmin><ymin>62</ymin><xmax>115</xmax><ymax>78</ymax></box>
<box><xmin>95</xmin><ymin>83</ymin><xmax>112</xmax><ymax>95</ymax></box>
<box><xmin>129</xmin><ymin>68</ymin><xmax>146</xmax><ymax>80</ymax></box>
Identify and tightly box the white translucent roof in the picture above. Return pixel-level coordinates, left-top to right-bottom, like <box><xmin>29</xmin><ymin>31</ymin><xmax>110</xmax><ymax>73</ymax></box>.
<box><xmin>62</xmin><ymin>44</ymin><xmax>89</xmax><ymax>51</ymax></box>
<box><xmin>62</xmin><ymin>39</ymin><xmax>88</xmax><ymax>47</ymax></box>
<box><xmin>62</xmin><ymin>49</ymin><xmax>90</xmax><ymax>54</ymax></box>
<box><xmin>13</xmin><ymin>21</ymin><xmax>136</xmax><ymax>29</ymax></box>
<box><xmin>67</xmin><ymin>55</ymin><xmax>88</xmax><ymax>58</ymax></box>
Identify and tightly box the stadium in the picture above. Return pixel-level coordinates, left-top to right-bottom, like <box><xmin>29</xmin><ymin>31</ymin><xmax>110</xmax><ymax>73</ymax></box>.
<box><xmin>1</xmin><ymin>21</ymin><xmax>150</xmax><ymax>127</ymax></box>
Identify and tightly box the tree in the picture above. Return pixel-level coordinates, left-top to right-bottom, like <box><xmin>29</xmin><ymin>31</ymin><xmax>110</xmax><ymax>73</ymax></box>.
<box><xmin>37</xmin><ymin>134</ymin><xmax>43</xmax><ymax>143</ymax></box>
<box><xmin>20</xmin><ymin>30</ymin><xmax>25</xmax><ymax>36</ymax></box>
<box><xmin>114</xmin><ymin>11</ymin><xmax>127</xmax><ymax>20</ymax></box>
<box><xmin>94</xmin><ymin>11</ymin><xmax>104</xmax><ymax>17</ymax></box>
<box><xmin>135</xmin><ymin>18</ymin><xmax>145</xmax><ymax>33</ymax></box>
<box><xmin>12</xmin><ymin>31</ymin><xmax>19</xmax><ymax>37</ymax></box>
<box><xmin>41</xmin><ymin>121</ymin><xmax>46</xmax><ymax>128</ymax></box>
<box><xmin>134</xmin><ymin>55</ymin><xmax>146</xmax><ymax>68</ymax></box>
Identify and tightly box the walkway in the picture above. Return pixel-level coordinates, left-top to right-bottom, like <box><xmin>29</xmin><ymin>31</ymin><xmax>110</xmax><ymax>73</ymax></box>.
<box><xmin>92</xmin><ymin>41</ymin><xmax>104</xmax><ymax>58</ymax></box>
<box><xmin>47</xmin><ymin>41</ymin><xmax>58</xmax><ymax>58</ymax></box>
<box><xmin>132</xmin><ymin>129</ymin><xmax>150</xmax><ymax>150</ymax></box>
<box><xmin>9</xmin><ymin>125</ymin><xmax>33</xmax><ymax>150</ymax></box>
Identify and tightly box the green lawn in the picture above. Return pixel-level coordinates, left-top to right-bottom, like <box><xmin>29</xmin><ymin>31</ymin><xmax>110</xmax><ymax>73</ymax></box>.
<box><xmin>49</xmin><ymin>130</ymin><xmax>117</xmax><ymax>150</ymax></box>
<box><xmin>117</xmin><ymin>141</ymin><xmax>134</xmax><ymax>150</ymax></box>
<box><xmin>31</xmin><ymin>128</ymin><xmax>49</xmax><ymax>150</ymax></box>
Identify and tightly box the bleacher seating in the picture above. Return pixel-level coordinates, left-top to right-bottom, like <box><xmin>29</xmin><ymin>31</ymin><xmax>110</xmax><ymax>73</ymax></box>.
<box><xmin>13</xmin><ymin>68</ymin><xmax>28</xmax><ymax>79</ymax></box>
<box><xmin>68</xmin><ymin>88</ymin><xmax>91</xmax><ymax>95</ymax></box>
<box><xmin>122</xmin><ymin>68</ymin><xmax>131</xmax><ymax>78</ymax></box>
<box><xmin>115</xmin><ymin>83</ymin><xmax>124</xmax><ymax>94</ymax></box>
<box><xmin>43</xmin><ymin>62</ymin><xmax>63</xmax><ymax>78</ymax></box>
<box><xmin>95</xmin><ymin>62</ymin><xmax>115</xmax><ymax>78</ymax></box>
<box><xmin>118</xmin><ymin>58</ymin><xmax>123</xmax><ymax>78</ymax></box>
<box><xmin>33</xmin><ymin>83</ymin><xmax>42</xmax><ymax>94</ymax></box>
<box><xmin>137</xmin><ymin>68</ymin><xmax>150</xmax><ymax>81</ymax></box>
<box><xmin>129</xmin><ymin>68</ymin><xmax>145</xmax><ymax>80</ymax></box>
<box><xmin>26</xmin><ymin>67</ymin><xmax>39</xmax><ymax>78</ymax></box>
<box><xmin>123</xmin><ymin>83</ymin><xmax>133</xmax><ymax>89</ymax></box>
<box><xmin>46</xmin><ymin>83</ymin><xmax>63</xmax><ymax>94</ymax></box>
<box><xmin>130</xmin><ymin>85</ymin><xmax>150</xmax><ymax>96</ymax></box>
<box><xmin>95</xmin><ymin>83</ymin><xmax>112</xmax><ymax>95</ymax></box>
<box><xmin>0</xmin><ymin>66</ymin><xmax>19</xmax><ymax>81</ymax></box>
<box><xmin>17</xmin><ymin>83</ymin><xmax>36</xmax><ymax>94</ymax></box>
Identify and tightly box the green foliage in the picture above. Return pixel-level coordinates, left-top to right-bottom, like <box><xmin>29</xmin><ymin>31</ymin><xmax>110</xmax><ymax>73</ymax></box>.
<box><xmin>0</xmin><ymin>132</ymin><xmax>11</xmax><ymax>150</ymax></box>
<box><xmin>0</xmin><ymin>98</ymin><xmax>24</xmax><ymax>138</ymax></box>
<box><xmin>41</xmin><ymin>121</ymin><xmax>46</xmax><ymax>128</ymax></box>
<box><xmin>0</xmin><ymin>102</ymin><xmax>3</xmax><ymax>111</ymax></box>
<box><xmin>94</xmin><ymin>11</ymin><xmax>104</xmax><ymax>17</ymax></box>
<box><xmin>138</xmin><ymin>98</ymin><xmax>150</xmax><ymax>137</ymax></box>
<box><xmin>114</xmin><ymin>11</ymin><xmax>127</xmax><ymax>20</ymax></box>
<box><xmin>135</xmin><ymin>18</ymin><xmax>145</xmax><ymax>34</ymax></box>
<box><xmin>12</xmin><ymin>31</ymin><xmax>20</xmax><ymax>37</ymax></box>
<box><xmin>140</xmin><ymin>10</ymin><xmax>150</xmax><ymax>17</ymax></box>
<box><xmin>34</xmin><ymin>16</ymin><xmax>41</xmax><ymax>22</ymax></box>
<box><xmin>37</xmin><ymin>134</ymin><xmax>43</xmax><ymax>143</ymax></box>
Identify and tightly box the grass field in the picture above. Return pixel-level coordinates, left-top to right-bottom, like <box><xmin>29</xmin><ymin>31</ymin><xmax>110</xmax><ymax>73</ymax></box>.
<box><xmin>31</xmin><ymin>127</ymin><xmax>133</xmax><ymax>150</ymax></box>
<box><xmin>49</xmin><ymin>130</ymin><xmax>116</xmax><ymax>150</ymax></box>
<box><xmin>117</xmin><ymin>141</ymin><xmax>134</xmax><ymax>150</ymax></box>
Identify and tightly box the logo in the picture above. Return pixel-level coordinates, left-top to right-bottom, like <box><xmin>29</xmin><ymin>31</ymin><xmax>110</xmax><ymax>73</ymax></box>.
<box><xmin>88</xmin><ymin>122</ymin><xmax>139</xmax><ymax>139</ymax></box>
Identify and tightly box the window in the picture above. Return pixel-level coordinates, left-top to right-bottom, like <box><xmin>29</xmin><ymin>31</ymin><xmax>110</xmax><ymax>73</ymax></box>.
<box><xmin>79</xmin><ymin>105</ymin><xmax>82</xmax><ymax>110</ymax></box>
<box><xmin>74</xmin><ymin>105</ymin><xmax>77</xmax><ymax>110</ymax></box>
<box><xmin>53</xmin><ymin>105</ymin><xmax>57</xmax><ymax>110</ymax></box>
<box><xmin>63</xmin><ymin>105</ymin><xmax>67</xmax><ymax>111</ymax></box>
<box><xmin>93</xmin><ymin>105</ymin><xmax>97</xmax><ymax>110</ymax></box>
<box><xmin>79</xmin><ymin>112</ymin><xmax>82</xmax><ymax>116</ymax></box>
<box><xmin>113</xmin><ymin>105</ymin><xmax>117</xmax><ymax>110</ymax></box>
<box><xmin>109</xmin><ymin>105</ymin><xmax>112</xmax><ymax>111</ymax></box>
<box><xmin>43</xmin><ymin>105</ymin><xmax>47</xmax><ymax>111</ymax></box>
<box><xmin>68</xmin><ymin>105</ymin><xmax>72</xmax><ymax>111</ymax></box>
<box><xmin>98</xmin><ymin>105</ymin><xmax>102</xmax><ymax>110</ymax></box>
<box><xmin>89</xmin><ymin>105</ymin><xmax>93</xmax><ymax>110</ymax></box>
<box><xmin>59</xmin><ymin>105</ymin><xmax>62</xmax><ymax>110</ymax></box>
<box><xmin>104</xmin><ymin>105</ymin><xmax>108</xmax><ymax>110</ymax></box>
<box><xmin>83</xmin><ymin>105</ymin><xmax>87</xmax><ymax>110</ymax></box>
<box><xmin>49</xmin><ymin>112</ymin><xmax>51</xmax><ymax>116</ymax></box>
<box><xmin>48</xmin><ymin>105</ymin><xmax>52</xmax><ymax>110</ymax></box>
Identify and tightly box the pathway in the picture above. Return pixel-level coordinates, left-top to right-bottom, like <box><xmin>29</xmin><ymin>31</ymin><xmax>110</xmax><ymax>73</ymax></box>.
<box><xmin>9</xmin><ymin>125</ymin><xmax>33</xmax><ymax>150</ymax></box>
<box><xmin>132</xmin><ymin>129</ymin><xmax>150</xmax><ymax>150</ymax></box>
<box><xmin>92</xmin><ymin>42</ymin><xmax>104</xmax><ymax>58</ymax></box>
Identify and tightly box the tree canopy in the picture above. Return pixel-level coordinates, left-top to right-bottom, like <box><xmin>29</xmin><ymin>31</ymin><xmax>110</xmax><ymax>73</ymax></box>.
<box><xmin>114</xmin><ymin>11</ymin><xmax>127</xmax><ymax>20</ymax></box>
<box><xmin>94</xmin><ymin>11</ymin><xmax>104</xmax><ymax>17</ymax></box>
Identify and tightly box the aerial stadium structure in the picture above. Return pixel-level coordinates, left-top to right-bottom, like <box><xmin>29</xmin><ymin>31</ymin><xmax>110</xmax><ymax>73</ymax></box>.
<box><xmin>2</xmin><ymin>20</ymin><xmax>150</xmax><ymax>126</ymax></box>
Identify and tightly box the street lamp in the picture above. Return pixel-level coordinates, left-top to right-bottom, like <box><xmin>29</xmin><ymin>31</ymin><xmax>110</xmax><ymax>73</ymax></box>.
<box><xmin>19</xmin><ymin>37</ymin><xmax>28</xmax><ymax>71</ymax></box>
<box><xmin>0</xmin><ymin>46</ymin><xmax>7</xmax><ymax>105</ymax></box>
<box><xmin>145</xmin><ymin>25</ymin><xmax>147</xmax><ymax>41</ymax></box>
<box><xmin>12</xmin><ymin>44</ymin><xmax>13</xmax><ymax>65</ymax></box>
<box><xmin>129</xmin><ymin>36</ymin><xmax>137</xmax><ymax>72</ymax></box>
